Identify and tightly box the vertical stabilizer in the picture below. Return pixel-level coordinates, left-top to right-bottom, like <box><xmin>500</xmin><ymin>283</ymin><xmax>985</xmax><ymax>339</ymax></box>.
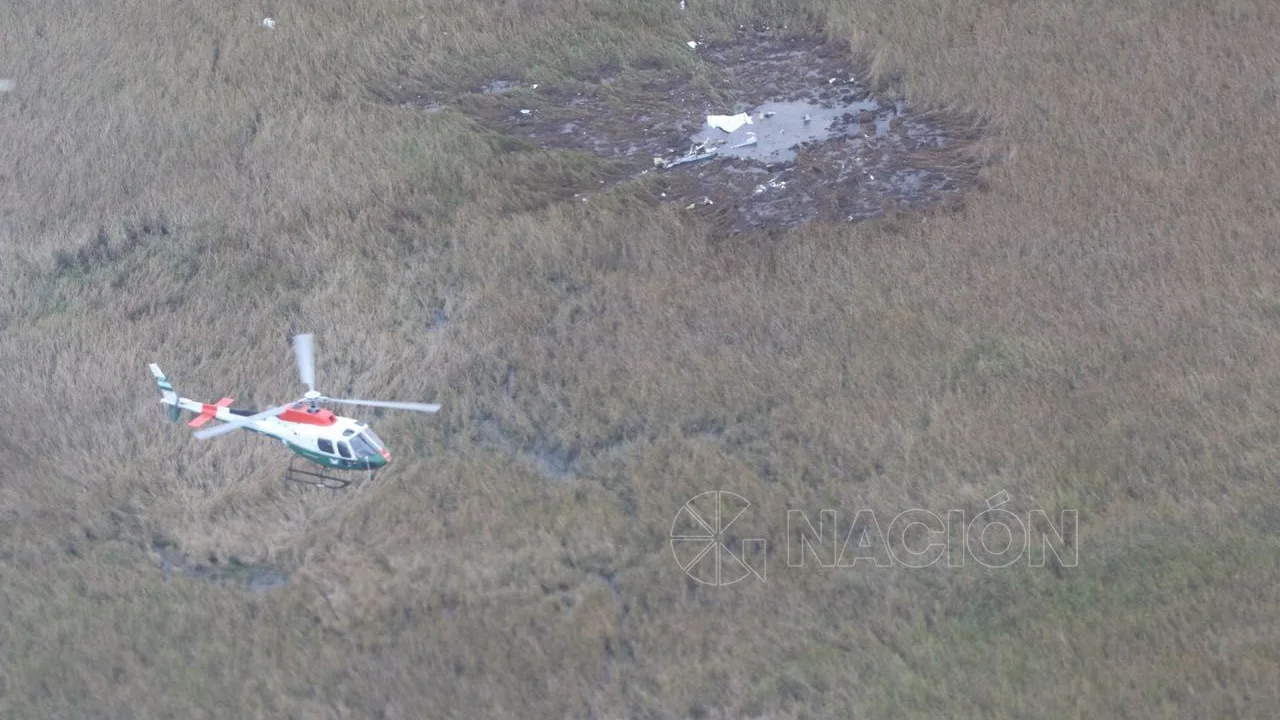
<box><xmin>149</xmin><ymin>363</ymin><xmax>182</xmax><ymax>422</ymax></box>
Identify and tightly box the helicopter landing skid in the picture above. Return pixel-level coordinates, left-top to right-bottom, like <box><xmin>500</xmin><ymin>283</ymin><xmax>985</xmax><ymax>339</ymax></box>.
<box><xmin>283</xmin><ymin>457</ymin><xmax>368</xmax><ymax>490</ymax></box>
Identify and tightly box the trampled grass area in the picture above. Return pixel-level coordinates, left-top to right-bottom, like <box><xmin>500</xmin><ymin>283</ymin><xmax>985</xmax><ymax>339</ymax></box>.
<box><xmin>3</xmin><ymin>0</ymin><xmax>1280</xmax><ymax>717</ymax></box>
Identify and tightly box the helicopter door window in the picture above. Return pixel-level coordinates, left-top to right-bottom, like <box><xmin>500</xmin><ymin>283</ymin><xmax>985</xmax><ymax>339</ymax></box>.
<box><xmin>337</xmin><ymin>441</ymin><xmax>352</xmax><ymax>459</ymax></box>
<box><xmin>317</xmin><ymin>438</ymin><xmax>335</xmax><ymax>455</ymax></box>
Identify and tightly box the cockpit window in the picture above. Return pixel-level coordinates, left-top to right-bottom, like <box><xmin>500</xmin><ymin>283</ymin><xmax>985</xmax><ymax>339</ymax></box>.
<box><xmin>360</xmin><ymin>429</ymin><xmax>385</xmax><ymax>450</ymax></box>
<box><xmin>349</xmin><ymin>433</ymin><xmax>376</xmax><ymax>458</ymax></box>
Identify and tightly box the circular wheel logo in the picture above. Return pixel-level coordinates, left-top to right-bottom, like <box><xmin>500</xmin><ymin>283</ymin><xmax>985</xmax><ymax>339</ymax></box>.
<box><xmin>670</xmin><ymin>490</ymin><xmax>766</xmax><ymax>586</ymax></box>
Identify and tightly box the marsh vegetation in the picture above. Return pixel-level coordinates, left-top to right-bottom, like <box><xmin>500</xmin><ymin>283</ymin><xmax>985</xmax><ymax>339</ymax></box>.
<box><xmin>2</xmin><ymin>0</ymin><xmax>1279</xmax><ymax>717</ymax></box>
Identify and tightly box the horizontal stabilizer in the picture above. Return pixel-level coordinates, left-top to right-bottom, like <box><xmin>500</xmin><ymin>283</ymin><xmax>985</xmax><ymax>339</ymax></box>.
<box><xmin>188</xmin><ymin>397</ymin><xmax>235</xmax><ymax>428</ymax></box>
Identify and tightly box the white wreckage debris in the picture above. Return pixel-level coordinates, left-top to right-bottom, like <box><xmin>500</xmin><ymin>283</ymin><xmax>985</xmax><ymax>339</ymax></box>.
<box><xmin>753</xmin><ymin>177</ymin><xmax>788</xmax><ymax>195</ymax></box>
<box><xmin>706</xmin><ymin>112</ymin><xmax>753</xmax><ymax>133</ymax></box>
<box><xmin>652</xmin><ymin>114</ymin><xmax>763</xmax><ymax>169</ymax></box>
<box><xmin>653</xmin><ymin>140</ymin><xmax>718</xmax><ymax>170</ymax></box>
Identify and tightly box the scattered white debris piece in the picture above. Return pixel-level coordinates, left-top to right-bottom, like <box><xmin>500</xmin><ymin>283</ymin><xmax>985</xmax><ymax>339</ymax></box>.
<box><xmin>803</xmin><ymin>113</ymin><xmax>811</xmax><ymax>124</ymax></box>
<box><xmin>654</xmin><ymin>140</ymin><xmax>719</xmax><ymax>170</ymax></box>
<box><xmin>519</xmin><ymin>109</ymin><xmax>532</xmax><ymax>115</ymax></box>
<box><xmin>0</xmin><ymin>79</ymin><xmax>14</xmax><ymax>93</ymax></box>
<box><xmin>685</xmin><ymin>197</ymin><xmax>713</xmax><ymax>210</ymax></box>
<box><xmin>261</xmin><ymin>17</ymin><xmax>276</xmax><ymax>29</ymax></box>
<box><xmin>706</xmin><ymin>113</ymin><xmax>752</xmax><ymax>133</ymax></box>
<box><xmin>531</xmin><ymin>84</ymin><xmax>539</xmax><ymax>89</ymax></box>
<box><xmin>687</xmin><ymin>40</ymin><xmax>698</xmax><ymax>49</ymax></box>
<box><xmin>731</xmin><ymin>133</ymin><xmax>757</xmax><ymax>149</ymax></box>
<box><xmin>755</xmin><ymin>177</ymin><xmax>787</xmax><ymax>195</ymax></box>
<box><xmin>662</xmin><ymin>150</ymin><xmax>717</xmax><ymax>169</ymax></box>
<box><xmin>679</xmin><ymin>0</ymin><xmax>686</xmax><ymax>8</ymax></box>
<box><xmin>828</xmin><ymin>78</ymin><xmax>836</xmax><ymax>84</ymax></box>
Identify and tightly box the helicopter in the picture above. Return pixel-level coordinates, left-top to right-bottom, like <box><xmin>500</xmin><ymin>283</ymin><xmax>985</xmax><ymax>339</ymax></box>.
<box><xmin>149</xmin><ymin>333</ymin><xmax>440</xmax><ymax>488</ymax></box>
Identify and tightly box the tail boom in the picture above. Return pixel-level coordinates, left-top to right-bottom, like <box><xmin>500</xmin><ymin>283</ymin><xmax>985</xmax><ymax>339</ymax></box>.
<box><xmin>149</xmin><ymin>363</ymin><xmax>236</xmax><ymax>427</ymax></box>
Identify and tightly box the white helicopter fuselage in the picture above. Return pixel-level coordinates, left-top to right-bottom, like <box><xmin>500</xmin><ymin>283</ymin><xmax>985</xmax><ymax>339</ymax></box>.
<box><xmin>157</xmin><ymin>377</ymin><xmax>391</xmax><ymax>470</ymax></box>
<box><xmin>149</xmin><ymin>333</ymin><xmax>436</xmax><ymax>477</ymax></box>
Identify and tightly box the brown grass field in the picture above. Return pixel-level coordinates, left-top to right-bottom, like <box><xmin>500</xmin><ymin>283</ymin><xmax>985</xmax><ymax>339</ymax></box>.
<box><xmin>3</xmin><ymin>0</ymin><xmax>1280</xmax><ymax>717</ymax></box>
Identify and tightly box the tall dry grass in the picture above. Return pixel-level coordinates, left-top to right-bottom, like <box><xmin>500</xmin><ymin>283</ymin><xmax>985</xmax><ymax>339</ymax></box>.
<box><xmin>3</xmin><ymin>0</ymin><xmax>1280</xmax><ymax>717</ymax></box>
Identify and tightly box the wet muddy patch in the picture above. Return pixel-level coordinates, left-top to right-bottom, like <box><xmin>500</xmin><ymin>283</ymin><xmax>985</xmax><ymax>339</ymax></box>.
<box><xmin>472</xmin><ymin>415</ymin><xmax>581</xmax><ymax>483</ymax></box>
<box><xmin>403</xmin><ymin>29</ymin><xmax>988</xmax><ymax>233</ymax></box>
<box><xmin>152</xmin><ymin>538</ymin><xmax>290</xmax><ymax>594</ymax></box>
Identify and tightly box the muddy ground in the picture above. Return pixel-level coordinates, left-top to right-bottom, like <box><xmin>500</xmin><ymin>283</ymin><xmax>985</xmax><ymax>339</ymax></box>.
<box><xmin>398</xmin><ymin>28</ymin><xmax>989</xmax><ymax>233</ymax></box>
<box><xmin>152</xmin><ymin>537</ymin><xmax>290</xmax><ymax>594</ymax></box>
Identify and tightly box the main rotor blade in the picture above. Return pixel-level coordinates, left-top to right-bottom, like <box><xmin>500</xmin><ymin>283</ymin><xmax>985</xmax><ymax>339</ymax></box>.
<box><xmin>192</xmin><ymin>401</ymin><xmax>297</xmax><ymax>440</ymax></box>
<box><xmin>294</xmin><ymin>333</ymin><xmax>315</xmax><ymax>392</ymax></box>
<box><xmin>319</xmin><ymin>396</ymin><xmax>441</xmax><ymax>414</ymax></box>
